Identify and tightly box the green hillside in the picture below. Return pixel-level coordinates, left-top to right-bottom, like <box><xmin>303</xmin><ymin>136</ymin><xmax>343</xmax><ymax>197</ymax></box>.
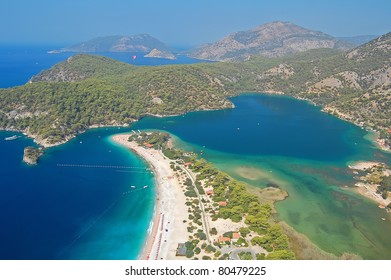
<box><xmin>0</xmin><ymin>33</ymin><xmax>390</xmax><ymax>147</ymax></box>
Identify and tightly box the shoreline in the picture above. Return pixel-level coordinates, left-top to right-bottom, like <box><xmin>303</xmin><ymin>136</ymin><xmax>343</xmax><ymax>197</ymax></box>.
<box><xmin>1</xmin><ymin>91</ymin><xmax>389</xmax><ymax>152</ymax></box>
<box><xmin>353</xmin><ymin>182</ymin><xmax>391</xmax><ymax>209</ymax></box>
<box><xmin>112</xmin><ymin>134</ymin><xmax>188</xmax><ymax>260</ymax></box>
<box><xmin>348</xmin><ymin>161</ymin><xmax>391</xmax><ymax>208</ymax></box>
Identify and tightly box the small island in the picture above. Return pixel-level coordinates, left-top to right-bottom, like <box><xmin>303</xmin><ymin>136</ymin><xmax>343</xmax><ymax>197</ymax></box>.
<box><xmin>23</xmin><ymin>146</ymin><xmax>44</xmax><ymax>165</ymax></box>
<box><xmin>144</xmin><ymin>48</ymin><xmax>176</xmax><ymax>60</ymax></box>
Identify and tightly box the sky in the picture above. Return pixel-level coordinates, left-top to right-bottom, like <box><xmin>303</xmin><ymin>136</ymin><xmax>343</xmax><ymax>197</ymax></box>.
<box><xmin>0</xmin><ymin>0</ymin><xmax>390</xmax><ymax>47</ymax></box>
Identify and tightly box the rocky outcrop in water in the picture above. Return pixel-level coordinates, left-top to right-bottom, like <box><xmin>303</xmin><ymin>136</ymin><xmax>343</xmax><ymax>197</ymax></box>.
<box><xmin>23</xmin><ymin>146</ymin><xmax>43</xmax><ymax>165</ymax></box>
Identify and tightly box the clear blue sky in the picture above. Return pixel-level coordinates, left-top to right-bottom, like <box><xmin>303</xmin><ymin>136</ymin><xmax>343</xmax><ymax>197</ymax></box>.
<box><xmin>1</xmin><ymin>0</ymin><xmax>390</xmax><ymax>46</ymax></box>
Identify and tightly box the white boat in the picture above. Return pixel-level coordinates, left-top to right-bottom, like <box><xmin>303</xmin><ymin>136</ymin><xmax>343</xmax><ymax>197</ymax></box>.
<box><xmin>143</xmin><ymin>185</ymin><xmax>148</xmax><ymax>189</ymax></box>
<box><xmin>4</xmin><ymin>135</ymin><xmax>19</xmax><ymax>141</ymax></box>
<box><xmin>130</xmin><ymin>186</ymin><xmax>136</xmax><ymax>188</ymax></box>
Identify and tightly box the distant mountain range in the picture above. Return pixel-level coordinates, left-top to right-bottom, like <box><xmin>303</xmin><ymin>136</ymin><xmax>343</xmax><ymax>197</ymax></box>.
<box><xmin>50</xmin><ymin>22</ymin><xmax>377</xmax><ymax>63</ymax></box>
<box><xmin>189</xmin><ymin>21</ymin><xmax>358</xmax><ymax>61</ymax></box>
<box><xmin>50</xmin><ymin>34</ymin><xmax>172</xmax><ymax>54</ymax></box>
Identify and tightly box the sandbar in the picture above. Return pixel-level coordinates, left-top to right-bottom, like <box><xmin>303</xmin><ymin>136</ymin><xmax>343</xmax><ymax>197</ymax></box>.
<box><xmin>112</xmin><ymin>134</ymin><xmax>188</xmax><ymax>260</ymax></box>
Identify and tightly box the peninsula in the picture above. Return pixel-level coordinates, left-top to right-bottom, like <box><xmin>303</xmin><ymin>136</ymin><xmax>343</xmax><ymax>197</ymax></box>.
<box><xmin>113</xmin><ymin>132</ymin><xmax>295</xmax><ymax>260</ymax></box>
<box><xmin>113</xmin><ymin>131</ymin><xmax>365</xmax><ymax>260</ymax></box>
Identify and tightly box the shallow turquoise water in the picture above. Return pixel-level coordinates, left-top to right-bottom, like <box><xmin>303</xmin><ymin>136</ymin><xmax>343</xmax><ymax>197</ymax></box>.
<box><xmin>132</xmin><ymin>93</ymin><xmax>391</xmax><ymax>259</ymax></box>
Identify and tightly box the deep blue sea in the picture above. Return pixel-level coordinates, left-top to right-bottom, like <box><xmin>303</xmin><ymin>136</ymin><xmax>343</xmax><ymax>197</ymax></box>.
<box><xmin>0</xmin><ymin>45</ymin><xmax>206</xmax><ymax>88</ymax></box>
<box><xmin>1</xmin><ymin>46</ymin><xmax>391</xmax><ymax>259</ymax></box>
<box><xmin>0</xmin><ymin>128</ymin><xmax>155</xmax><ymax>259</ymax></box>
<box><xmin>0</xmin><ymin>46</ymin><xmax>206</xmax><ymax>259</ymax></box>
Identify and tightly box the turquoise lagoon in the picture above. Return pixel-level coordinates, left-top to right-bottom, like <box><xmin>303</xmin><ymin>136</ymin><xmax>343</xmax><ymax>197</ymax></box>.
<box><xmin>132</xmin><ymin>93</ymin><xmax>391</xmax><ymax>259</ymax></box>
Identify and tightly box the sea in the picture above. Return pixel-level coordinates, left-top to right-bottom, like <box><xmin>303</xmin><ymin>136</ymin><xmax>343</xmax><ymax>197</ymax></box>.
<box><xmin>1</xmin><ymin>46</ymin><xmax>391</xmax><ymax>260</ymax></box>
<box><xmin>0</xmin><ymin>45</ymin><xmax>203</xmax><ymax>259</ymax></box>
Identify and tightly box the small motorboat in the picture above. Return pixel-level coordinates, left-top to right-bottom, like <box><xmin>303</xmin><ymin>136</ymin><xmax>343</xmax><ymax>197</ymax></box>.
<box><xmin>4</xmin><ymin>135</ymin><xmax>19</xmax><ymax>141</ymax></box>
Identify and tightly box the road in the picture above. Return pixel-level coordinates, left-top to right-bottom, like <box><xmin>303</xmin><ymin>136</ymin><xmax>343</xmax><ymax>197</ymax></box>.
<box><xmin>180</xmin><ymin>165</ymin><xmax>212</xmax><ymax>244</ymax></box>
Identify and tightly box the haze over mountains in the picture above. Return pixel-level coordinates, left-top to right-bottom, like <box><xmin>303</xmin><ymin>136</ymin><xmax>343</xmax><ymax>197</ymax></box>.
<box><xmin>52</xmin><ymin>34</ymin><xmax>171</xmax><ymax>53</ymax></box>
<box><xmin>190</xmin><ymin>21</ymin><xmax>356</xmax><ymax>61</ymax></box>
<box><xmin>337</xmin><ymin>35</ymin><xmax>378</xmax><ymax>46</ymax></box>
<box><xmin>51</xmin><ymin>21</ymin><xmax>376</xmax><ymax>62</ymax></box>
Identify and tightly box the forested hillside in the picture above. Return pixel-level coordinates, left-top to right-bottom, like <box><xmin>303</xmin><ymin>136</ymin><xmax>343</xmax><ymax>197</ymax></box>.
<box><xmin>0</xmin><ymin>33</ymin><xmax>390</xmax><ymax>147</ymax></box>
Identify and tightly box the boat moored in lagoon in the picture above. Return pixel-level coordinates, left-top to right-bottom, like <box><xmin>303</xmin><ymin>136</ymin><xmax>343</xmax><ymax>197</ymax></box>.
<box><xmin>4</xmin><ymin>135</ymin><xmax>20</xmax><ymax>141</ymax></box>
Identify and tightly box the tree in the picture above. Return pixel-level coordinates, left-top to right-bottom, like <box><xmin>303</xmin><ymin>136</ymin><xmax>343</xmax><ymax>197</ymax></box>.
<box><xmin>266</xmin><ymin>250</ymin><xmax>295</xmax><ymax>260</ymax></box>
<box><xmin>256</xmin><ymin>253</ymin><xmax>266</xmax><ymax>260</ymax></box>
<box><xmin>205</xmin><ymin>245</ymin><xmax>216</xmax><ymax>253</ymax></box>
<box><xmin>194</xmin><ymin>247</ymin><xmax>201</xmax><ymax>255</ymax></box>
<box><xmin>195</xmin><ymin>232</ymin><xmax>207</xmax><ymax>240</ymax></box>
<box><xmin>239</xmin><ymin>227</ymin><xmax>250</xmax><ymax>237</ymax></box>
<box><xmin>251</xmin><ymin>236</ymin><xmax>267</xmax><ymax>246</ymax></box>
<box><xmin>185</xmin><ymin>241</ymin><xmax>195</xmax><ymax>258</ymax></box>
<box><xmin>238</xmin><ymin>251</ymin><xmax>253</xmax><ymax>260</ymax></box>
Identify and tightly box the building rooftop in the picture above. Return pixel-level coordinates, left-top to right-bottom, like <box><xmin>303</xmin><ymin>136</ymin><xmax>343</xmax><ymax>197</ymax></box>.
<box><xmin>218</xmin><ymin>201</ymin><xmax>227</xmax><ymax>207</ymax></box>
<box><xmin>176</xmin><ymin>243</ymin><xmax>187</xmax><ymax>256</ymax></box>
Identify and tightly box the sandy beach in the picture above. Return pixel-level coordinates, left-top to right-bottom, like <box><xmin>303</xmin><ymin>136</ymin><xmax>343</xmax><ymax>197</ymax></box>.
<box><xmin>348</xmin><ymin>161</ymin><xmax>382</xmax><ymax>171</ymax></box>
<box><xmin>348</xmin><ymin>161</ymin><xmax>391</xmax><ymax>208</ymax></box>
<box><xmin>112</xmin><ymin>134</ymin><xmax>188</xmax><ymax>260</ymax></box>
<box><xmin>354</xmin><ymin>182</ymin><xmax>391</xmax><ymax>208</ymax></box>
